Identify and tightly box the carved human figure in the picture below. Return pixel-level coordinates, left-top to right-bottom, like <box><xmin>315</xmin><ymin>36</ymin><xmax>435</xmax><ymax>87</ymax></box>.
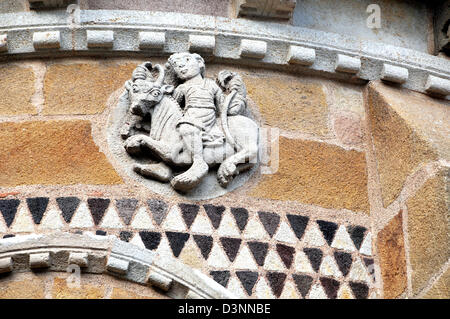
<box><xmin>120</xmin><ymin>54</ymin><xmax>259</xmax><ymax>194</ymax></box>
<box><xmin>165</xmin><ymin>53</ymin><xmax>225</xmax><ymax>191</ymax></box>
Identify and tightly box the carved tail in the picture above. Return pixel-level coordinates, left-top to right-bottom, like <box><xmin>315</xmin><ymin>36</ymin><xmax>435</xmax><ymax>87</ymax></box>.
<box><xmin>221</xmin><ymin>90</ymin><xmax>240</xmax><ymax>152</ymax></box>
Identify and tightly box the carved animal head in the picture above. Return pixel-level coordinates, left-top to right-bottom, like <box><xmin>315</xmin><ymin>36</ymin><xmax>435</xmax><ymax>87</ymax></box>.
<box><xmin>125</xmin><ymin>62</ymin><xmax>174</xmax><ymax>117</ymax></box>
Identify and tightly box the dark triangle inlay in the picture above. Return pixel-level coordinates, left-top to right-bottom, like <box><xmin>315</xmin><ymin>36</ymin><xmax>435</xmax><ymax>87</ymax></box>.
<box><xmin>220</xmin><ymin>237</ymin><xmax>242</xmax><ymax>262</ymax></box>
<box><xmin>179</xmin><ymin>203</ymin><xmax>200</xmax><ymax>229</ymax></box>
<box><xmin>258</xmin><ymin>211</ymin><xmax>280</xmax><ymax>238</ymax></box>
<box><xmin>230</xmin><ymin>207</ymin><xmax>249</xmax><ymax>232</ymax></box>
<box><xmin>0</xmin><ymin>199</ymin><xmax>20</xmax><ymax>227</ymax></box>
<box><xmin>166</xmin><ymin>232</ymin><xmax>189</xmax><ymax>257</ymax></box>
<box><xmin>349</xmin><ymin>281</ymin><xmax>369</xmax><ymax>299</ymax></box>
<box><xmin>147</xmin><ymin>199</ymin><xmax>168</xmax><ymax>225</ymax></box>
<box><xmin>266</xmin><ymin>272</ymin><xmax>287</xmax><ymax>298</ymax></box>
<box><xmin>193</xmin><ymin>235</ymin><xmax>213</xmax><ymax>260</ymax></box>
<box><xmin>276</xmin><ymin>244</ymin><xmax>295</xmax><ymax>269</ymax></box>
<box><xmin>116</xmin><ymin>198</ymin><xmax>138</xmax><ymax>226</ymax></box>
<box><xmin>247</xmin><ymin>241</ymin><xmax>269</xmax><ymax>266</ymax></box>
<box><xmin>303</xmin><ymin>248</ymin><xmax>323</xmax><ymax>272</ymax></box>
<box><xmin>334</xmin><ymin>251</ymin><xmax>353</xmax><ymax>277</ymax></box>
<box><xmin>316</xmin><ymin>220</ymin><xmax>338</xmax><ymax>245</ymax></box>
<box><xmin>292</xmin><ymin>274</ymin><xmax>313</xmax><ymax>298</ymax></box>
<box><xmin>347</xmin><ymin>225</ymin><xmax>367</xmax><ymax>250</ymax></box>
<box><xmin>320</xmin><ymin>277</ymin><xmax>340</xmax><ymax>299</ymax></box>
<box><xmin>236</xmin><ymin>271</ymin><xmax>258</xmax><ymax>296</ymax></box>
<box><xmin>204</xmin><ymin>204</ymin><xmax>225</xmax><ymax>229</ymax></box>
<box><xmin>87</xmin><ymin>198</ymin><xmax>110</xmax><ymax>225</ymax></box>
<box><xmin>119</xmin><ymin>231</ymin><xmax>132</xmax><ymax>242</ymax></box>
<box><xmin>210</xmin><ymin>271</ymin><xmax>231</xmax><ymax>288</ymax></box>
<box><xmin>139</xmin><ymin>231</ymin><xmax>162</xmax><ymax>250</ymax></box>
<box><xmin>26</xmin><ymin>197</ymin><xmax>49</xmax><ymax>224</ymax></box>
<box><xmin>56</xmin><ymin>197</ymin><xmax>80</xmax><ymax>223</ymax></box>
<box><xmin>286</xmin><ymin>214</ymin><xmax>309</xmax><ymax>240</ymax></box>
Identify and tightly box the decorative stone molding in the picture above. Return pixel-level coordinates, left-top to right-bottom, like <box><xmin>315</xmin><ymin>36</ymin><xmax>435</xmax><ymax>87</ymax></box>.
<box><xmin>239</xmin><ymin>39</ymin><xmax>267</xmax><ymax>58</ymax></box>
<box><xmin>425</xmin><ymin>75</ymin><xmax>450</xmax><ymax>96</ymax></box>
<box><xmin>236</xmin><ymin>0</ymin><xmax>297</xmax><ymax>20</ymax></box>
<box><xmin>188</xmin><ymin>34</ymin><xmax>215</xmax><ymax>53</ymax></box>
<box><xmin>0</xmin><ymin>232</ymin><xmax>235</xmax><ymax>299</ymax></box>
<box><xmin>335</xmin><ymin>54</ymin><xmax>361</xmax><ymax>74</ymax></box>
<box><xmin>32</xmin><ymin>31</ymin><xmax>61</xmax><ymax>50</ymax></box>
<box><xmin>138</xmin><ymin>31</ymin><xmax>166</xmax><ymax>50</ymax></box>
<box><xmin>87</xmin><ymin>30</ymin><xmax>114</xmax><ymax>48</ymax></box>
<box><xmin>0</xmin><ymin>10</ymin><xmax>448</xmax><ymax>96</ymax></box>
<box><xmin>381</xmin><ymin>64</ymin><xmax>409</xmax><ymax>84</ymax></box>
<box><xmin>0</xmin><ymin>34</ymin><xmax>7</xmax><ymax>52</ymax></box>
<box><xmin>287</xmin><ymin>45</ymin><xmax>315</xmax><ymax>66</ymax></box>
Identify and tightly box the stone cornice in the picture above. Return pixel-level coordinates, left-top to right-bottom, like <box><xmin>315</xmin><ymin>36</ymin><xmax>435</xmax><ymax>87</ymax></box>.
<box><xmin>0</xmin><ymin>232</ymin><xmax>235</xmax><ymax>299</ymax></box>
<box><xmin>0</xmin><ymin>9</ymin><xmax>449</xmax><ymax>98</ymax></box>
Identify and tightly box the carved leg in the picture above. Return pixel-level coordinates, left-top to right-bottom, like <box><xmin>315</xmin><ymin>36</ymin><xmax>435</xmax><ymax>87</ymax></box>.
<box><xmin>133</xmin><ymin>162</ymin><xmax>172</xmax><ymax>182</ymax></box>
<box><xmin>170</xmin><ymin>124</ymin><xmax>209</xmax><ymax>193</ymax></box>
<box><xmin>217</xmin><ymin>143</ymin><xmax>258</xmax><ymax>188</ymax></box>
<box><xmin>125</xmin><ymin>134</ymin><xmax>173</xmax><ymax>162</ymax></box>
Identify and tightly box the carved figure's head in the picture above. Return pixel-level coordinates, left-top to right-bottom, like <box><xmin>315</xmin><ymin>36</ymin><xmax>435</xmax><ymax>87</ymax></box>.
<box><xmin>165</xmin><ymin>52</ymin><xmax>205</xmax><ymax>85</ymax></box>
<box><xmin>125</xmin><ymin>62</ymin><xmax>174</xmax><ymax>117</ymax></box>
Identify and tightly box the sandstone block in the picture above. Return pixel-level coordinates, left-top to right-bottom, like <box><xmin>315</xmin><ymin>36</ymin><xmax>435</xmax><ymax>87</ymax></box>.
<box><xmin>406</xmin><ymin>169</ymin><xmax>449</xmax><ymax>295</ymax></box>
<box><xmin>0</xmin><ymin>120</ymin><xmax>122</xmax><ymax>186</ymax></box>
<box><xmin>43</xmin><ymin>62</ymin><xmax>137</xmax><ymax>115</ymax></box>
<box><xmin>52</xmin><ymin>277</ymin><xmax>104</xmax><ymax>299</ymax></box>
<box><xmin>422</xmin><ymin>267</ymin><xmax>450</xmax><ymax>299</ymax></box>
<box><xmin>0</xmin><ymin>65</ymin><xmax>37</xmax><ymax>116</ymax></box>
<box><xmin>244</xmin><ymin>75</ymin><xmax>329</xmax><ymax>136</ymax></box>
<box><xmin>250</xmin><ymin>137</ymin><xmax>369</xmax><ymax>213</ymax></box>
<box><xmin>367</xmin><ymin>81</ymin><xmax>449</xmax><ymax>207</ymax></box>
<box><xmin>376</xmin><ymin>212</ymin><xmax>407</xmax><ymax>299</ymax></box>
<box><xmin>0</xmin><ymin>278</ymin><xmax>45</xmax><ymax>299</ymax></box>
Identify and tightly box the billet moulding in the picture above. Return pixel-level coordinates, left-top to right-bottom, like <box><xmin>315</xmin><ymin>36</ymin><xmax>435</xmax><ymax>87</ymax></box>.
<box><xmin>29</xmin><ymin>252</ymin><xmax>51</xmax><ymax>268</ymax></box>
<box><xmin>425</xmin><ymin>75</ymin><xmax>450</xmax><ymax>96</ymax></box>
<box><xmin>239</xmin><ymin>39</ymin><xmax>267</xmax><ymax>59</ymax></box>
<box><xmin>335</xmin><ymin>54</ymin><xmax>361</xmax><ymax>74</ymax></box>
<box><xmin>33</xmin><ymin>31</ymin><xmax>61</xmax><ymax>50</ymax></box>
<box><xmin>0</xmin><ymin>34</ymin><xmax>7</xmax><ymax>52</ymax></box>
<box><xmin>87</xmin><ymin>30</ymin><xmax>114</xmax><ymax>48</ymax></box>
<box><xmin>381</xmin><ymin>63</ymin><xmax>409</xmax><ymax>84</ymax></box>
<box><xmin>188</xmin><ymin>34</ymin><xmax>216</xmax><ymax>53</ymax></box>
<box><xmin>68</xmin><ymin>252</ymin><xmax>89</xmax><ymax>267</ymax></box>
<box><xmin>0</xmin><ymin>257</ymin><xmax>13</xmax><ymax>273</ymax></box>
<box><xmin>138</xmin><ymin>31</ymin><xmax>166</xmax><ymax>49</ymax></box>
<box><xmin>147</xmin><ymin>271</ymin><xmax>173</xmax><ymax>291</ymax></box>
<box><xmin>106</xmin><ymin>255</ymin><xmax>129</xmax><ymax>274</ymax></box>
<box><xmin>287</xmin><ymin>45</ymin><xmax>316</xmax><ymax>65</ymax></box>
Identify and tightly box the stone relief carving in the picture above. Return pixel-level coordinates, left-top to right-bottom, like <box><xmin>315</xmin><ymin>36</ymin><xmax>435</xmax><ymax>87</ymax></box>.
<box><xmin>118</xmin><ymin>53</ymin><xmax>259</xmax><ymax>194</ymax></box>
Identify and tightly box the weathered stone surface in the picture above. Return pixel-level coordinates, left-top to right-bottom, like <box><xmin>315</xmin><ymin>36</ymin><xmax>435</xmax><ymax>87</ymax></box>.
<box><xmin>244</xmin><ymin>76</ymin><xmax>329</xmax><ymax>136</ymax></box>
<box><xmin>83</xmin><ymin>0</ymin><xmax>231</xmax><ymax>17</ymax></box>
<box><xmin>0</xmin><ymin>65</ymin><xmax>37</xmax><ymax>116</ymax></box>
<box><xmin>367</xmin><ymin>81</ymin><xmax>449</xmax><ymax>207</ymax></box>
<box><xmin>376</xmin><ymin>212</ymin><xmax>407</xmax><ymax>299</ymax></box>
<box><xmin>43</xmin><ymin>62</ymin><xmax>137</xmax><ymax>115</ymax></box>
<box><xmin>0</xmin><ymin>121</ymin><xmax>122</xmax><ymax>186</ymax></box>
<box><xmin>407</xmin><ymin>170</ymin><xmax>449</xmax><ymax>295</ymax></box>
<box><xmin>0</xmin><ymin>277</ymin><xmax>45</xmax><ymax>299</ymax></box>
<box><xmin>250</xmin><ymin>137</ymin><xmax>369</xmax><ymax>213</ymax></box>
<box><xmin>52</xmin><ymin>277</ymin><xmax>104</xmax><ymax>299</ymax></box>
<box><xmin>422</xmin><ymin>268</ymin><xmax>450</xmax><ymax>299</ymax></box>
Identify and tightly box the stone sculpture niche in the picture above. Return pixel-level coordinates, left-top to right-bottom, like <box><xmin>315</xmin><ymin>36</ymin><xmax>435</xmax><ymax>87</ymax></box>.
<box><xmin>118</xmin><ymin>53</ymin><xmax>259</xmax><ymax>195</ymax></box>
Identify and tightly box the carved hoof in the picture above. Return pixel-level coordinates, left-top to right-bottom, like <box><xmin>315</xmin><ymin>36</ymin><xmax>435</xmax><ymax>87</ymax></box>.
<box><xmin>124</xmin><ymin>136</ymin><xmax>143</xmax><ymax>155</ymax></box>
<box><xmin>133</xmin><ymin>163</ymin><xmax>172</xmax><ymax>182</ymax></box>
<box><xmin>217</xmin><ymin>162</ymin><xmax>237</xmax><ymax>188</ymax></box>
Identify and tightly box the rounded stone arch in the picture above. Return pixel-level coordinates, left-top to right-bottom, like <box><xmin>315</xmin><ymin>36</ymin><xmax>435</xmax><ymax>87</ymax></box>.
<box><xmin>0</xmin><ymin>232</ymin><xmax>234</xmax><ymax>299</ymax></box>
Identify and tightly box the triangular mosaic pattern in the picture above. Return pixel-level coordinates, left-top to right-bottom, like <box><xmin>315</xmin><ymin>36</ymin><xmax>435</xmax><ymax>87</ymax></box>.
<box><xmin>0</xmin><ymin>198</ymin><xmax>376</xmax><ymax>299</ymax></box>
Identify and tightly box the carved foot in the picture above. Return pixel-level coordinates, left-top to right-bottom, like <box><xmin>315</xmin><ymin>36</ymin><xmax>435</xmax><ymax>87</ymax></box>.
<box><xmin>124</xmin><ymin>135</ymin><xmax>144</xmax><ymax>155</ymax></box>
<box><xmin>217</xmin><ymin>161</ymin><xmax>237</xmax><ymax>188</ymax></box>
<box><xmin>133</xmin><ymin>162</ymin><xmax>172</xmax><ymax>182</ymax></box>
<box><xmin>171</xmin><ymin>160</ymin><xmax>209</xmax><ymax>193</ymax></box>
